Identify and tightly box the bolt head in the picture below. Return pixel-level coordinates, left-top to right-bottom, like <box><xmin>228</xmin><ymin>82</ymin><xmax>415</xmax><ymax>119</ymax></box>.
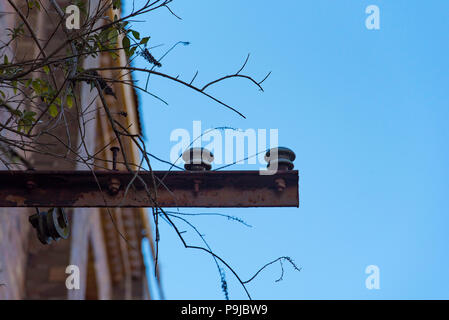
<box><xmin>26</xmin><ymin>180</ymin><xmax>36</xmax><ymax>190</ymax></box>
<box><xmin>108</xmin><ymin>178</ymin><xmax>121</xmax><ymax>195</ymax></box>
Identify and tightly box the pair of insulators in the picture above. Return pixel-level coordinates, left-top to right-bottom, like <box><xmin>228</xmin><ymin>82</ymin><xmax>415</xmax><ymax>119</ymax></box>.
<box><xmin>29</xmin><ymin>208</ymin><xmax>70</xmax><ymax>245</ymax></box>
<box><xmin>182</xmin><ymin>147</ymin><xmax>296</xmax><ymax>171</ymax></box>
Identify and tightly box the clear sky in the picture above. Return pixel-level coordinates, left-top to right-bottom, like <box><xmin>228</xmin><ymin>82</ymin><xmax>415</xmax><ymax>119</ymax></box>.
<box><xmin>125</xmin><ymin>1</ymin><xmax>449</xmax><ymax>299</ymax></box>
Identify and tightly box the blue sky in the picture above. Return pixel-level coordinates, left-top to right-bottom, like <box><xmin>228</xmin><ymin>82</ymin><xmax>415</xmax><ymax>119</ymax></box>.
<box><xmin>125</xmin><ymin>1</ymin><xmax>449</xmax><ymax>299</ymax></box>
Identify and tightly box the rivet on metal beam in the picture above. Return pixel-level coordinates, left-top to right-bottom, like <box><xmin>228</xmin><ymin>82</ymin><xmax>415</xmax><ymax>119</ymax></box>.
<box><xmin>26</xmin><ymin>180</ymin><xmax>36</xmax><ymax>191</ymax></box>
<box><xmin>108</xmin><ymin>178</ymin><xmax>121</xmax><ymax>195</ymax></box>
<box><xmin>193</xmin><ymin>179</ymin><xmax>201</xmax><ymax>196</ymax></box>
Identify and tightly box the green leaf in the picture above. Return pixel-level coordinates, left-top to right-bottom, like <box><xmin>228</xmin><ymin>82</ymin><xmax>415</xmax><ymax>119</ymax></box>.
<box><xmin>11</xmin><ymin>109</ymin><xmax>22</xmax><ymax>117</ymax></box>
<box><xmin>122</xmin><ymin>36</ymin><xmax>132</xmax><ymax>56</ymax></box>
<box><xmin>3</xmin><ymin>55</ymin><xmax>8</xmax><ymax>64</ymax></box>
<box><xmin>27</xmin><ymin>0</ymin><xmax>40</xmax><ymax>9</ymax></box>
<box><xmin>122</xmin><ymin>36</ymin><xmax>130</xmax><ymax>49</ymax></box>
<box><xmin>67</xmin><ymin>95</ymin><xmax>73</xmax><ymax>108</ymax></box>
<box><xmin>31</xmin><ymin>80</ymin><xmax>41</xmax><ymax>94</ymax></box>
<box><xmin>23</xmin><ymin>111</ymin><xmax>36</xmax><ymax>120</ymax></box>
<box><xmin>49</xmin><ymin>104</ymin><xmax>58</xmax><ymax>117</ymax></box>
<box><xmin>112</xmin><ymin>0</ymin><xmax>121</xmax><ymax>9</ymax></box>
<box><xmin>128</xmin><ymin>47</ymin><xmax>137</xmax><ymax>57</ymax></box>
<box><xmin>108</xmin><ymin>29</ymin><xmax>118</xmax><ymax>47</ymax></box>
<box><xmin>11</xmin><ymin>80</ymin><xmax>17</xmax><ymax>95</ymax></box>
<box><xmin>43</xmin><ymin>65</ymin><xmax>50</xmax><ymax>74</ymax></box>
<box><xmin>131</xmin><ymin>30</ymin><xmax>140</xmax><ymax>40</ymax></box>
<box><xmin>140</xmin><ymin>37</ymin><xmax>150</xmax><ymax>46</ymax></box>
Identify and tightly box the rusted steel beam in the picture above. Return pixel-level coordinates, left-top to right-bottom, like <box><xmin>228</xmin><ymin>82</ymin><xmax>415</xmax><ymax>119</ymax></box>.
<box><xmin>0</xmin><ymin>170</ymin><xmax>299</xmax><ymax>208</ymax></box>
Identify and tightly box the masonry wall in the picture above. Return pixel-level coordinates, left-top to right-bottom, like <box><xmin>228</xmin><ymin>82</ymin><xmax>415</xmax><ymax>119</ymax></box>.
<box><xmin>0</xmin><ymin>1</ymin><xmax>33</xmax><ymax>299</ymax></box>
<box><xmin>0</xmin><ymin>0</ymin><xmax>96</xmax><ymax>300</ymax></box>
<box><xmin>0</xmin><ymin>0</ymin><xmax>148</xmax><ymax>300</ymax></box>
<box><xmin>0</xmin><ymin>209</ymin><xmax>30</xmax><ymax>299</ymax></box>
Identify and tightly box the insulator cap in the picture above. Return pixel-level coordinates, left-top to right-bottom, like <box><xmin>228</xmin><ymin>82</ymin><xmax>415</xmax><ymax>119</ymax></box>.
<box><xmin>182</xmin><ymin>147</ymin><xmax>214</xmax><ymax>171</ymax></box>
<box><xmin>265</xmin><ymin>147</ymin><xmax>296</xmax><ymax>171</ymax></box>
<box><xmin>29</xmin><ymin>208</ymin><xmax>70</xmax><ymax>245</ymax></box>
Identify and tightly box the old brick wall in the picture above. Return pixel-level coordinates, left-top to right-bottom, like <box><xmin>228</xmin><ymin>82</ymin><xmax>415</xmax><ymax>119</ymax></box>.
<box><xmin>0</xmin><ymin>209</ymin><xmax>30</xmax><ymax>299</ymax></box>
<box><xmin>0</xmin><ymin>1</ymin><xmax>33</xmax><ymax>300</ymax></box>
<box><xmin>0</xmin><ymin>0</ymin><xmax>148</xmax><ymax>300</ymax></box>
<box><xmin>0</xmin><ymin>0</ymin><xmax>92</xmax><ymax>300</ymax></box>
<box><xmin>23</xmin><ymin>209</ymin><xmax>113</xmax><ymax>300</ymax></box>
<box><xmin>25</xmin><ymin>219</ymin><xmax>72</xmax><ymax>299</ymax></box>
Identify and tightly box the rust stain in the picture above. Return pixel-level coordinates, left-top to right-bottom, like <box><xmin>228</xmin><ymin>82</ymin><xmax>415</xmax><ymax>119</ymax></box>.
<box><xmin>5</xmin><ymin>195</ymin><xmax>26</xmax><ymax>206</ymax></box>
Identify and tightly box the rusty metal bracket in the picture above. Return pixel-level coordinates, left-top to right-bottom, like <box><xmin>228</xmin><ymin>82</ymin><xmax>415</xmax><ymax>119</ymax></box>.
<box><xmin>0</xmin><ymin>170</ymin><xmax>299</xmax><ymax>208</ymax></box>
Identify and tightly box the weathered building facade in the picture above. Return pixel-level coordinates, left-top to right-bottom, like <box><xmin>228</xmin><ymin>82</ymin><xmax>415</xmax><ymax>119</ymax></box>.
<box><xmin>0</xmin><ymin>1</ymin><xmax>154</xmax><ymax>299</ymax></box>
